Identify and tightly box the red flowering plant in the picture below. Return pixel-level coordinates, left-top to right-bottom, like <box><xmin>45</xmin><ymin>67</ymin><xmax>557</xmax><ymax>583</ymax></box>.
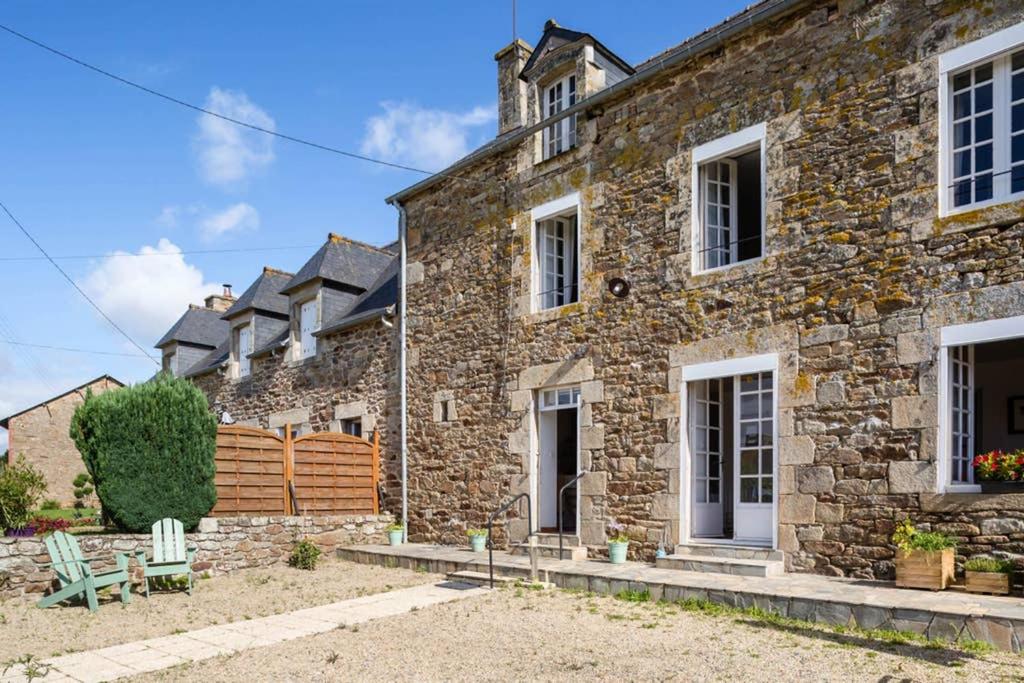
<box><xmin>31</xmin><ymin>516</ymin><xmax>72</xmax><ymax>536</ymax></box>
<box><xmin>973</xmin><ymin>449</ymin><xmax>1024</xmax><ymax>482</ymax></box>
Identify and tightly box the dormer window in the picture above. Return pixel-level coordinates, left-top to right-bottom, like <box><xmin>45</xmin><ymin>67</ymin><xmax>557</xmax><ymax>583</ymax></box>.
<box><xmin>236</xmin><ymin>323</ymin><xmax>253</xmax><ymax>377</ymax></box>
<box><xmin>542</xmin><ymin>74</ymin><xmax>576</xmax><ymax>160</ymax></box>
<box><xmin>162</xmin><ymin>351</ymin><xmax>177</xmax><ymax>376</ymax></box>
<box><xmin>299</xmin><ymin>298</ymin><xmax>318</xmax><ymax>359</ymax></box>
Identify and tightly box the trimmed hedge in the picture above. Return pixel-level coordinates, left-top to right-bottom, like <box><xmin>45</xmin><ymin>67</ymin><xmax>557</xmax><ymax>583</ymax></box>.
<box><xmin>70</xmin><ymin>373</ymin><xmax>217</xmax><ymax>531</ymax></box>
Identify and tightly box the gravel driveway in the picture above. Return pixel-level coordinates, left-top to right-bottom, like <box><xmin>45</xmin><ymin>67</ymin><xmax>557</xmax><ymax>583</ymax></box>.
<box><xmin>0</xmin><ymin>560</ymin><xmax>440</xmax><ymax>665</ymax></box>
<box><xmin>140</xmin><ymin>585</ymin><xmax>1021</xmax><ymax>682</ymax></box>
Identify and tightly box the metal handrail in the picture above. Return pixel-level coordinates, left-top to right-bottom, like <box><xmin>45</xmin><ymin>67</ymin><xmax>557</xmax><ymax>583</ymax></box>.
<box><xmin>557</xmin><ymin>471</ymin><xmax>586</xmax><ymax>560</ymax></box>
<box><xmin>486</xmin><ymin>492</ymin><xmax>532</xmax><ymax>589</ymax></box>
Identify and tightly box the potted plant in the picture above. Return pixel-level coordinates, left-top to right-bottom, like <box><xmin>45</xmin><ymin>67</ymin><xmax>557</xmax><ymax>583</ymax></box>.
<box><xmin>892</xmin><ymin>519</ymin><xmax>955</xmax><ymax>590</ymax></box>
<box><xmin>973</xmin><ymin>449</ymin><xmax>1024</xmax><ymax>493</ymax></box>
<box><xmin>386</xmin><ymin>521</ymin><xmax>404</xmax><ymax>546</ymax></box>
<box><xmin>607</xmin><ymin>520</ymin><xmax>629</xmax><ymax>564</ymax></box>
<box><xmin>964</xmin><ymin>557</ymin><xmax>1014</xmax><ymax>595</ymax></box>
<box><xmin>0</xmin><ymin>458</ymin><xmax>46</xmax><ymax>537</ymax></box>
<box><xmin>466</xmin><ymin>528</ymin><xmax>488</xmax><ymax>552</ymax></box>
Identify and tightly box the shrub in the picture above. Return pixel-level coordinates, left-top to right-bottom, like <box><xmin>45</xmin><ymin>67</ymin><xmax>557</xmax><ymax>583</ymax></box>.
<box><xmin>69</xmin><ymin>374</ymin><xmax>217</xmax><ymax>532</ymax></box>
<box><xmin>71</xmin><ymin>473</ymin><xmax>94</xmax><ymax>509</ymax></box>
<box><xmin>0</xmin><ymin>458</ymin><xmax>47</xmax><ymax>531</ymax></box>
<box><xmin>892</xmin><ymin>519</ymin><xmax>955</xmax><ymax>553</ymax></box>
<box><xmin>32</xmin><ymin>517</ymin><xmax>71</xmax><ymax>536</ymax></box>
<box><xmin>288</xmin><ymin>539</ymin><xmax>321</xmax><ymax>570</ymax></box>
<box><xmin>964</xmin><ymin>557</ymin><xmax>1015</xmax><ymax>574</ymax></box>
<box><xmin>40</xmin><ymin>499</ymin><xmax>60</xmax><ymax>511</ymax></box>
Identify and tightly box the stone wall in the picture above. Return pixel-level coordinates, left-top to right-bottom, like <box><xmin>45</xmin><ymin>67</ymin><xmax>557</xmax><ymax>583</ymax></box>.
<box><xmin>192</xmin><ymin>320</ymin><xmax>401</xmax><ymax>504</ymax></box>
<box><xmin>5</xmin><ymin>376</ymin><xmax>120</xmax><ymax>507</ymax></box>
<box><xmin>0</xmin><ymin>514</ymin><xmax>392</xmax><ymax>601</ymax></box>
<box><xmin>398</xmin><ymin>0</ymin><xmax>1024</xmax><ymax>578</ymax></box>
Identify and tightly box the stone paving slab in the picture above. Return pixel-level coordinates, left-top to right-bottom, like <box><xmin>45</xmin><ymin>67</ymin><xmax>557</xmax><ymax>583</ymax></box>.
<box><xmin>340</xmin><ymin>543</ymin><xmax>1024</xmax><ymax>652</ymax></box>
<box><xmin>3</xmin><ymin>581</ymin><xmax>486</xmax><ymax>682</ymax></box>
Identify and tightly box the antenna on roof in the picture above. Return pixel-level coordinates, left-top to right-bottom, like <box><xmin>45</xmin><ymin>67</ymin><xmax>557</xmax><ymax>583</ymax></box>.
<box><xmin>512</xmin><ymin>0</ymin><xmax>517</xmax><ymax>45</ymax></box>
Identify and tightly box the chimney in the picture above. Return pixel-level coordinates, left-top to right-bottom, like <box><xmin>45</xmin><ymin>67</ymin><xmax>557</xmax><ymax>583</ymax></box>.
<box><xmin>204</xmin><ymin>284</ymin><xmax>236</xmax><ymax>313</ymax></box>
<box><xmin>495</xmin><ymin>38</ymin><xmax>533</xmax><ymax>136</ymax></box>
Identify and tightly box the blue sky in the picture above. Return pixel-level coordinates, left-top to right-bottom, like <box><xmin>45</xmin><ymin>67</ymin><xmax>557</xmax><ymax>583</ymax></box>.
<box><xmin>0</xmin><ymin>0</ymin><xmax>749</xmax><ymax>450</ymax></box>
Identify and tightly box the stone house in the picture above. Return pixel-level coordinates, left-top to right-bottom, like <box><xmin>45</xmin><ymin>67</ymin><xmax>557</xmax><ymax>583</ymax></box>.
<box><xmin>0</xmin><ymin>375</ymin><xmax>123</xmax><ymax>506</ymax></box>
<box><xmin>385</xmin><ymin>1</ymin><xmax>1024</xmax><ymax>578</ymax></box>
<box><xmin>172</xmin><ymin>233</ymin><xmax>399</xmax><ymax>471</ymax></box>
<box><xmin>156</xmin><ymin>288</ymin><xmax>235</xmax><ymax>376</ymax></box>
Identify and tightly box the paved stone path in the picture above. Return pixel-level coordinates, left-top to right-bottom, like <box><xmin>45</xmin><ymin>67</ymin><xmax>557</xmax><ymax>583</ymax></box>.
<box><xmin>1</xmin><ymin>581</ymin><xmax>486</xmax><ymax>683</ymax></box>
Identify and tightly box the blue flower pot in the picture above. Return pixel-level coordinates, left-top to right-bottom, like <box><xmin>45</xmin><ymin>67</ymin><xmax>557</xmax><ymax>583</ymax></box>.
<box><xmin>388</xmin><ymin>529</ymin><xmax>403</xmax><ymax>546</ymax></box>
<box><xmin>469</xmin><ymin>534</ymin><xmax>487</xmax><ymax>552</ymax></box>
<box><xmin>608</xmin><ymin>540</ymin><xmax>629</xmax><ymax>564</ymax></box>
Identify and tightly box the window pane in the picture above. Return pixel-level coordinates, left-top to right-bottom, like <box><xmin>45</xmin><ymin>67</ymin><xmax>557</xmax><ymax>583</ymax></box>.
<box><xmin>761</xmin><ymin>393</ymin><xmax>772</xmax><ymax>417</ymax></box>
<box><xmin>975</xmin><ymin>173</ymin><xmax>993</xmax><ymax>202</ymax></box>
<box><xmin>761</xmin><ymin>477</ymin><xmax>773</xmax><ymax>503</ymax></box>
<box><xmin>740</xmin><ymin>478</ymin><xmax>758</xmax><ymax>503</ymax></box>
<box><xmin>1014</xmin><ymin>103</ymin><xmax>1024</xmax><ymax>133</ymax></box>
<box><xmin>696</xmin><ymin>484</ymin><xmax>706</xmax><ymax>504</ymax></box>
<box><xmin>740</xmin><ymin>374</ymin><xmax>758</xmax><ymax>391</ymax></box>
<box><xmin>761</xmin><ymin>373</ymin><xmax>773</xmax><ymax>390</ymax></box>
<box><xmin>761</xmin><ymin>449</ymin><xmax>773</xmax><ymax>472</ymax></box>
<box><xmin>695</xmin><ymin>400</ymin><xmax>707</xmax><ymax>423</ymax></box>
<box><xmin>740</xmin><ymin>394</ymin><xmax>758</xmax><ymax>419</ymax></box>
<box><xmin>1013</xmin><ymin>134</ymin><xmax>1024</xmax><ymax>163</ymax></box>
<box><xmin>695</xmin><ymin>429</ymin><xmax>707</xmax><ymax>452</ymax></box>
<box><xmin>709</xmin><ymin>402</ymin><xmax>719</xmax><ymax>424</ymax></box>
<box><xmin>761</xmin><ymin>421</ymin><xmax>773</xmax><ymax>446</ymax></box>
<box><xmin>708</xmin><ymin>479</ymin><xmax>719</xmax><ymax>503</ymax></box>
<box><xmin>740</xmin><ymin>450</ymin><xmax>758</xmax><ymax>475</ymax></box>
<box><xmin>954</xmin><ymin>92</ymin><xmax>971</xmax><ymax>119</ymax></box>
<box><xmin>1014</xmin><ymin>73</ymin><xmax>1024</xmax><ymax>103</ymax></box>
<box><xmin>709</xmin><ymin>457</ymin><xmax>719</xmax><ymax>478</ymax></box>
<box><xmin>954</xmin><ymin>150</ymin><xmax>971</xmax><ymax>177</ymax></box>
<box><xmin>1012</xmin><ymin>166</ymin><xmax>1024</xmax><ymax>194</ymax></box>
<box><xmin>953</xmin><ymin>180</ymin><xmax>971</xmax><ymax>207</ymax></box>
<box><xmin>695</xmin><ymin>452</ymin><xmax>707</xmax><ymax>476</ymax></box>
<box><xmin>1014</xmin><ymin>51</ymin><xmax>1024</xmax><ymax>71</ymax></box>
<box><xmin>954</xmin><ymin>122</ymin><xmax>970</xmax><ymax>148</ymax></box>
<box><xmin>709</xmin><ymin>428</ymin><xmax>720</xmax><ymax>452</ymax></box>
<box><xmin>976</xmin><ymin>143</ymin><xmax>993</xmax><ymax>172</ymax></box>
<box><xmin>975</xmin><ymin>62</ymin><xmax>993</xmax><ymax>82</ymax></box>
<box><xmin>975</xmin><ymin>113</ymin><xmax>992</xmax><ymax>142</ymax></box>
<box><xmin>974</xmin><ymin>83</ymin><xmax>993</xmax><ymax>113</ymax></box>
<box><xmin>740</xmin><ymin>422</ymin><xmax>759</xmax><ymax>447</ymax></box>
<box><xmin>953</xmin><ymin>71</ymin><xmax>971</xmax><ymax>91</ymax></box>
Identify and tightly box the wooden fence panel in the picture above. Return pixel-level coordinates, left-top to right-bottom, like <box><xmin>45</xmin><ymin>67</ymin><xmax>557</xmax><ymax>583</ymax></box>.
<box><xmin>212</xmin><ymin>426</ymin><xmax>286</xmax><ymax>515</ymax></box>
<box><xmin>291</xmin><ymin>432</ymin><xmax>379</xmax><ymax>515</ymax></box>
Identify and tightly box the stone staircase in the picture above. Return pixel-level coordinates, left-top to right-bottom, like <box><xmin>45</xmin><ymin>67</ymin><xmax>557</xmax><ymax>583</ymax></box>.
<box><xmin>655</xmin><ymin>543</ymin><xmax>784</xmax><ymax>577</ymax></box>
<box><xmin>507</xmin><ymin>533</ymin><xmax>588</xmax><ymax>561</ymax></box>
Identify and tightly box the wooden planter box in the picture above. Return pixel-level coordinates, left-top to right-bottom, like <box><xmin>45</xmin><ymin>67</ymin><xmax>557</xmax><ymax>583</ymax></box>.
<box><xmin>965</xmin><ymin>570</ymin><xmax>1011</xmax><ymax>595</ymax></box>
<box><xmin>895</xmin><ymin>548</ymin><xmax>954</xmax><ymax>590</ymax></box>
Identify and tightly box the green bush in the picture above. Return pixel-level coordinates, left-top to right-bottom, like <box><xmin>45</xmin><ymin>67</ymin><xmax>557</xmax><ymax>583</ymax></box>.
<box><xmin>69</xmin><ymin>374</ymin><xmax>217</xmax><ymax>532</ymax></box>
<box><xmin>0</xmin><ymin>458</ymin><xmax>47</xmax><ymax>530</ymax></box>
<box><xmin>964</xmin><ymin>557</ymin><xmax>1015</xmax><ymax>574</ymax></box>
<box><xmin>40</xmin><ymin>499</ymin><xmax>61</xmax><ymax>511</ymax></box>
<box><xmin>72</xmin><ymin>472</ymin><xmax>94</xmax><ymax>509</ymax></box>
<box><xmin>288</xmin><ymin>538</ymin><xmax>321</xmax><ymax>570</ymax></box>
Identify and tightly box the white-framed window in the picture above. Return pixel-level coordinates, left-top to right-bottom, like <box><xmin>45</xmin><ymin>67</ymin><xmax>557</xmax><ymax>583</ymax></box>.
<box><xmin>540</xmin><ymin>386</ymin><xmax>581</xmax><ymax>411</ymax></box>
<box><xmin>938</xmin><ymin>22</ymin><xmax>1024</xmax><ymax>216</ymax></box>
<box><xmin>162</xmin><ymin>351</ymin><xmax>177</xmax><ymax>376</ymax></box>
<box><xmin>542</xmin><ymin>74</ymin><xmax>577</xmax><ymax>160</ymax></box>
<box><xmin>691</xmin><ymin>123</ymin><xmax>766</xmax><ymax>274</ymax></box>
<box><xmin>339</xmin><ymin>418</ymin><xmax>362</xmax><ymax>438</ymax></box>
<box><xmin>236</xmin><ymin>323</ymin><xmax>253</xmax><ymax>378</ymax></box>
<box><xmin>938</xmin><ymin>314</ymin><xmax>1024</xmax><ymax>490</ymax></box>
<box><xmin>531</xmin><ymin>193</ymin><xmax>580</xmax><ymax>312</ymax></box>
<box><xmin>299</xmin><ymin>298</ymin><xmax>318</xmax><ymax>359</ymax></box>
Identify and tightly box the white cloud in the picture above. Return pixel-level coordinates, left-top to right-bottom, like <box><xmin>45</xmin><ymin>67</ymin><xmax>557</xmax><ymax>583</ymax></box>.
<box><xmin>360</xmin><ymin>101</ymin><xmax>496</xmax><ymax>171</ymax></box>
<box><xmin>81</xmin><ymin>238</ymin><xmax>221</xmax><ymax>342</ymax></box>
<box><xmin>156</xmin><ymin>205</ymin><xmax>181</xmax><ymax>228</ymax></box>
<box><xmin>194</xmin><ymin>87</ymin><xmax>275</xmax><ymax>186</ymax></box>
<box><xmin>199</xmin><ymin>203</ymin><xmax>259</xmax><ymax>241</ymax></box>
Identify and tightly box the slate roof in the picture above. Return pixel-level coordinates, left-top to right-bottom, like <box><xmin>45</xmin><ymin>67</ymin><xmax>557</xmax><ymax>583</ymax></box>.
<box><xmin>1</xmin><ymin>375</ymin><xmax>125</xmax><ymax>428</ymax></box>
<box><xmin>317</xmin><ymin>257</ymin><xmax>399</xmax><ymax>336</ymax></box>
<box><xmin>281</xmin><ymin>234</ymin><xmax>395</xmax><ymax>295</ymax></box>
<box><xmin>182</xmin><ymin>337</ymin><xmax>231</xmax><ymax>378</ymax></box>
<box><xmin>247</xmin><ymin>319</ymin><xmax>291</xmax><ymax>360</ymax></box>
<box><xmin>520</xmin><ymin>22</ymin><xmax>634</xmax><ymax>80</ymax></box>
<box><xmin>155</xmin><ymin>306</ymin><xmax>229</xmax><ymax>349</ymax></box>
<box><xmin>222</xmin><ymin>267</ymin><xmax>293</xmax><ymax>319</ymax></box>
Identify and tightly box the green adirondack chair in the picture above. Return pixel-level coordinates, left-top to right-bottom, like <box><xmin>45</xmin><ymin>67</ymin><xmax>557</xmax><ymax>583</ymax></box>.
<box><xmin>135</xmin><ymin>518</ymin><xmax>197</xmax><ymax>597</ymax></box>
<box><xmin>37</xmin><ymin>531</ymin><xmax>132</xmax><ymax>612</ymax></box>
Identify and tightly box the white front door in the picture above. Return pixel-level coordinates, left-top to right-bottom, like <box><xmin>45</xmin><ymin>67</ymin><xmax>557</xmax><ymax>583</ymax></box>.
<box><xmin>691</xmin><ymin>379</ymin><xmax>724</xmax><ymax>537</ymax></box>
<box><xmin>536</xmin><ymin>386</ymin><xmax>581</xmax><ymax>531</ymax></box>
<box><xmin>734</xmin><ymin>372</ymin><xmax>774</xmax><ymax>543</ymax></box>
<box><xmin>538</xmin><ymin>410</ymin><xmax>558</xmax><ymax>529</ymax></box>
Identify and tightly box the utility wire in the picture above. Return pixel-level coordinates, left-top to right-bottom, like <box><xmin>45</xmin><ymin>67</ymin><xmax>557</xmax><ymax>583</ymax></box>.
<box><xmin>0</xmin><ymin>340</ymin><xmax>152</xmax><ymax>358</ymax></box>
<box><xmin>0</xmin><ymin>312</ymin><xmax>60</xmax><ymax>396</ymax></box>
<box><xmin>0</xmin><ymin>244</ymin><xmax>320</xmax><ymax>262</ymax></box>
<box><xmin>0</xmin><ymin>23</ymin><xmax>485</xmax><ymax>185</ymax></box>
<box><xmin>0</xmin><ymin>199</ymin><xmax>160</xmax><ymax>366</ymax></box>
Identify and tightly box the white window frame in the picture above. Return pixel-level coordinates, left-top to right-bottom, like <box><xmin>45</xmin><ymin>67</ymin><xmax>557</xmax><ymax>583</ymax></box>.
<box><xmin>677</xmin><ymin>352</ymin><xmax>779</xmax><ymax>549</ymax></box>
<box><xmin>541</xmin><ymin>73</ymin><xmax>577</xmax><ymax>160</ymax></box>
<box><xmin>530</xmin><ymin>193</ymin><xmax>581</xmax><ymax>313</ymax></box>
<box><xmin>937</xmin><ymin>313</ymin><xmax>1024</xmax><ymax>492</ymax></box>
<box><xmin>938</xmin><ymin>22</ymin><xmax>1024</xmax><ymax>217</ymax></box>
<box><xmin>339</xmin><ymin>417</ymin><xmax>362</xmax><ymax>438</ymax></box>
<box><xmin>690</xmin><ymin>123</ymin><xmax>767</xmax><ymax>275</ymax></box>
<box><xmin>298</xmin><ymin>297</ymin><xmax>319</xmax><ymax>359</ymax></box>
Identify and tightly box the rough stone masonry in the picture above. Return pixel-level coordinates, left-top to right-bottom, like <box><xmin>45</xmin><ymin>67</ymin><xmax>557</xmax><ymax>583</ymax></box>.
<box><xmin>394</xmin><ymin>0</ymin><xmax>1024</xmax><ymax>579</ymax></box>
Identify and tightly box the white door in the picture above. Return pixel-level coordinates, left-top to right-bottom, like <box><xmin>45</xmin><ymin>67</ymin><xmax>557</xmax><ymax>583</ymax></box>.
<box><xmin>950</xmin><ymin>345</ymin><xmax>975</xmax><ymax>485</ymax></box>
<box><xmin>691</xmin><ymin>379</ymin><xmax>724</xmax><ymax>537</ymax></box>
<box><xmin>733</xmin><ymin>372</ymin><xmax>774</xmax><ymax>544</ymax></box>
<box><xmin>300</xmin><ymin>299</ymin><xmax>318</xmax><ymax>358</ymax></box>
<box><xmin>237</xmin><ymin>324</ymin><xmax>253</xmax><ymax>377</ymax></box>
<box><xmin>538</xmin><ymin>410</ymin><xmax>558</xmax><ymax>529</ymax></box>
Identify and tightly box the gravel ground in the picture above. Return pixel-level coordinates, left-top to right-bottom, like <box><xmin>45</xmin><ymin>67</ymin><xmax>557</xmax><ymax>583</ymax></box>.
<box><xmin>0</xmin><ymin>560</ymin><xmax>439</xmax><ymax>663</ymax></box>
<box><xmin>141</xmin><ymin>585</ymin><xmax>1022</xmax><ymax>682</ymax></box>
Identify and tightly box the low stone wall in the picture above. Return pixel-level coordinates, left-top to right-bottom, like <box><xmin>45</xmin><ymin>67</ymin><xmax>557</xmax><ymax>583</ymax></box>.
<box><xmin>0</xmin><ymin>514</ymin><xmax>393</xmax><ymax>601</ymax></box>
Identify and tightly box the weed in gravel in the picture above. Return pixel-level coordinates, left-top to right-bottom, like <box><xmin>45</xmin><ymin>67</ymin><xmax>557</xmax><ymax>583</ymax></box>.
<box><xmin>615</xmin><ymin>589</ymin><xmax>651</xmax><ymax>603</ymax></box>
<box><xmin>246</xmin><ymin>574</ymin><xmax>272</xmax><ymax>587</ymax></box>
<box><xmin>605</xmin><ymin>613</ymin><xmax>626</xmax><ymax>621</ymax></box>
<box><xmin>326</xmin><ymin>651</ymin><xmax>340</xmax><ymax>665</ymax></box>
<box><xmin>2</xmin><ymin>655</ymin><xmax>50</xmax><ymax>682</ymax></box>
<box><xmin>959</xmin><ymin>639</ymin><xmax>995</xmax><ymax>653</ymax></box>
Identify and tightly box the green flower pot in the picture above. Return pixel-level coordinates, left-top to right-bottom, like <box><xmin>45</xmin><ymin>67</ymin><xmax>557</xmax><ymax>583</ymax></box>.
<box><xmin>469</xmin><ymin>534</ymin><xmax>487</xmax><ymax>552</ymax></box>
<box><xmin>388</xmin><ymin>529</ymin><xmax>403</xmax><ymax>546</ymax></box>
<box><xmin>608</xmin><ymin>540</ymin><xmax>628</xmax><ymax>564</ymax></box>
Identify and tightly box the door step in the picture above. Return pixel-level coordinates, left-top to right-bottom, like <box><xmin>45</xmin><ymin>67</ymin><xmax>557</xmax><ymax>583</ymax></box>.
<box><xmin>656</xmin><ymin>553</ymin><xmax>784</xmax><ymax>578</ymax></box>
<box><xmin>674</xmin><ymin>543</ymin><xmax>783</xmax><ymax>562</ymax></box>
<box><xmin>508</xmin><ymin>541</ymin><xmax>588</xmax><ymax>561</ymax></box>
<box><xmin>447</xmin><ymin>570</ymin><xmax>553</xmax><ymax>589</ymax></box>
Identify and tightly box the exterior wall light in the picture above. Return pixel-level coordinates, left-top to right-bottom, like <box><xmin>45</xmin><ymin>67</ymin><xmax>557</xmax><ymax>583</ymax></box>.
<box><xmin>608</xmin><ymin>277</ymin><xmax>630</xmax><ymax>298</ymax></box>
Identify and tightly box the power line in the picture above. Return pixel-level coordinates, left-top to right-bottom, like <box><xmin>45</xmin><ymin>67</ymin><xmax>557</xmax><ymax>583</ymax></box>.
<box><xmin>0</xmin><ymin>313</ymin><xmax>61</xmax><ymax>396</ymax></box>
<box><xmin>0</xmin><ymin>199</ymin><xmax>160</xmax><ymax>366</ymax></box>
<box><xmin>0</xmin><ymin>244</ymin><xmax>320</xmax><ymax>262</ymax></box>
<box><xmin>0</xmin><ymin>340</ymin><xmax>152</xmax><ymax>358</ymax></box>
<box><xmin>0</xmin><ymin>23</ymin><xmax>486</xmax><ymax>186</ymax></box>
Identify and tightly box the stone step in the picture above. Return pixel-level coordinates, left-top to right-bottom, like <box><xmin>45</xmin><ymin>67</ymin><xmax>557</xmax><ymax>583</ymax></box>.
<box><xmin>534</xmin><ymin>533</ymin><xmax>581</xmax><ymax>547</ymax></box>
<box><xmin>508</xmin><ymin>542</ymin><xmax>588</xmax><ymax>561</ymax></box>
<box><xmin>674</xmin><ymin>543</ymin><xmax>784</xmax><ymax>562</ymax></box>
<box><xmin>656</xmin><ymin>553</ymin><xmax>784</xmax><ymax>578</ymax></box>
<box><xmin>447</xmin><ymin>570</ymin><xmax>553</xmax><ymax>589</ymax></box>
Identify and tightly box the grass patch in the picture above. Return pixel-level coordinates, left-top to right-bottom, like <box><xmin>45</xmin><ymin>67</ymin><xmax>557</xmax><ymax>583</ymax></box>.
<box><xmin>31</xmin><ymin>507</ymin><xmax>97</xmax><ymax>520</ymax></box>
<box><xmin>614</xmin><ymin>588</ymin><xmax>651</xmax><ymax>603</ymax></box>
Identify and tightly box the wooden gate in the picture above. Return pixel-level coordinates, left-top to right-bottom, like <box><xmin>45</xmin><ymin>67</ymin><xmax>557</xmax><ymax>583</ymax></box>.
<box><xmin>212</xmin><ymin>424</ymin><xmax>379</xmax><ymax>516</ymax></box>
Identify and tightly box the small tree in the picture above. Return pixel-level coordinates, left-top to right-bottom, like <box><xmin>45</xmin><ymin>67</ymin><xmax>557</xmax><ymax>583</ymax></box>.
<box><xmin>0</xmin><ymin>457</ymin><xmax>47</xmax><ymax>531</ymax></box>
<box><xmin>70</xmin><ymin>374</ymin><xmax>217</xmax><ymax>531</ymax></box>
<box><xmin>72</xmin><ymin>472</ymin><xmax>94</xmax><ymax>509</ymax></box>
